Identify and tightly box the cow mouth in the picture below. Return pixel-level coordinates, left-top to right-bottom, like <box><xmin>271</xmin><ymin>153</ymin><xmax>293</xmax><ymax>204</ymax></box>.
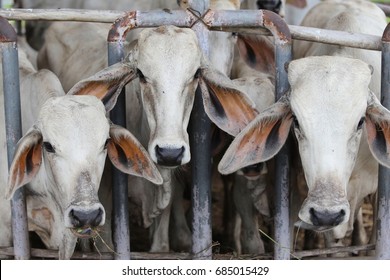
<box><xmin>70</xmin><ymin>226</ymin><xmax>99</xmax><ymax>239</ymax></box>
<box><xmin>294</xmin><ymin>220</ymin><xmax>335</xmax><ymax>232</ymax></box>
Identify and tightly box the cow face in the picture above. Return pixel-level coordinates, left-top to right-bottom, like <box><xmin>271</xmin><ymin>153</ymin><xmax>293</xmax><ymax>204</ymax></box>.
<box><xmin>219</xmin><ymin>56</ymin><xmax>390</xmax><ymax>232</ymax></box>
<box><xmin>6</xmin><ymin>95</ymin><xmax>162</xmax><ymax>239</ymax></box>
<box><xmin>135</xmin><ymin>26</ymin><xmax>201</xmax><ymax>167</ymax></box>
<box><xmin>69</xmin><ymin>25</ymin><xmax>258</xmax><ymax>169</ymax></box>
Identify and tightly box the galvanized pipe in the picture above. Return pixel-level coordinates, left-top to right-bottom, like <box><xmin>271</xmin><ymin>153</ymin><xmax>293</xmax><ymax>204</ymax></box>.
<box><xmin>0</xmin><ymin>9</ymin><xmax>383</xmax><ymax>51</ymax></box>
<box><xmin>107</xmin><ymin>42</ymin><xmax>130</xmax><ymax>260</ymax></box>
<box><xmin>377</xmin><ymin>22</ymin><xmax>390</xmax><ymax>260</ymax></box>
<box><xmin>187</xmin><ymin>0</ymin><xmax>213</xmax><ymax>260</ymax></box>
<box><xmin>0</xmin><ymin>16</ymin><xmax>30</xmax><ymax>259</ymax></box>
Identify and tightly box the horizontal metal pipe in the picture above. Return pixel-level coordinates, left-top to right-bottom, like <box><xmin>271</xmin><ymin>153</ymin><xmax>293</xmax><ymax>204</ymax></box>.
<box><xmin>0</xmin><ymin>8</ymin><xmax>383</xmax><ymax>50</ymax></box>
<box><xmin>107</xmin><ymin>9</ymin><xmax>192</xmax><ymax>42</ymax></box>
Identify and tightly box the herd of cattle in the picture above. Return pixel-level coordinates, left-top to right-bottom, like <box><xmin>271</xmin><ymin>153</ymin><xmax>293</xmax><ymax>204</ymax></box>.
<box><xmin>0</xmin><ymin>0</ymin><xmax>388</xmax><ymax>259</ymax></box>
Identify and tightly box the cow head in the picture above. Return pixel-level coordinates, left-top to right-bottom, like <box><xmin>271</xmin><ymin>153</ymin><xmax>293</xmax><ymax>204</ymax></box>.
<box><xmin>69</xmin><ymin>25</ymin><xmax>257</xmax><ymax>168</ymax></box>
<box><xmin>219</xmin><ymin>56</ymin><xmax>390</xmax><ymax>231</ymax></box>
<box><xmin>6</xmin><ymin>95</ymin><xmax>162</xmax><ymax>240</ymax></box>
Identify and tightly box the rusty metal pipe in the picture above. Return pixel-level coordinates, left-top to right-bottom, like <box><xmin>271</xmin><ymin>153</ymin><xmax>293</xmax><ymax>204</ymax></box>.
<box><xmin>187</xmin><ymin>0</ymin><xmax>213</xmax><ymax>261</ymax></box>
<box><xmin>377</xmin><ymin>22</ymin><xmax>390</xmax><ymax>260</ymax></box>
<box><xmin>107</xmin><ymin>9</ymin><xmax>193</xmax><ymax>43</ymax></box>
<box><xmin>0</xmin><ymin>16</ymin><xmax>30</xmax><ymax>260</ymax></box>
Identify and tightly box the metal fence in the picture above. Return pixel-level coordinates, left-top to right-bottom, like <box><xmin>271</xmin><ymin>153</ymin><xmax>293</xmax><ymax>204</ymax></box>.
<box><xmin>0</xmin><ymin>0</ymin><xmax>389</xmax><ymax>260</ymax></box>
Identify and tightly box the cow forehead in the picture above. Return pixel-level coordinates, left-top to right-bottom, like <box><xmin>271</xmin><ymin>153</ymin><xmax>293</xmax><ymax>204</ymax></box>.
<box><xmin>137</xmin><ymin>26</ymin><xmax>201</xmax><ymax>71</ymax></box>
<box><xmin>288</xmin><ymin>56</ymin><xmax>372</xmax><ymax>117</ymax></box>
<box><xmin>38</xmin><ymin>95</ymin><xmax>109</xmax><ymax>144</ymax></box>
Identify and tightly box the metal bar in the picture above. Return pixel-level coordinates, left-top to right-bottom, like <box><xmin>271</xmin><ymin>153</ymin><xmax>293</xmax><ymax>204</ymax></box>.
<box><xmin>377</xmin><ymin>22</ymin><xmax>390</xmax><ymax>260</ymax></box>
<box><xmin>187</xmin><ymin>0</ymin><xmax>213</xmax><ymax>261</ymax></box>
<box><xmin>294</xmin><ymin>244</ymin><xmax>376</xmax><ymax>259</ymax></box>
<box><xmin>107</xmin><ymin>32</ymin><xmax>130</xmax><ymax>260</ymax></box>
<box><xmin>0</xmin><ymin>8</ymin><xmax>383</xmax><ymax>51</ymax></box>
<box><xmin>0</xmin><ymin>16</ymin><xmax>30</xmax><ymax>260</ymax></box>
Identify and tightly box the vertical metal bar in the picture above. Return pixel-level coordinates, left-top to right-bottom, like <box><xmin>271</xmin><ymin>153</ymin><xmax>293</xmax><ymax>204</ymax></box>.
<box><xmin>377</xmin><ymin>23</ymin><xmax>390</xmax><ymax>260</ymax></box>
<box><xmin>188</xmin><ymin>0</ymin><xmax>213</xmax><ymax>260</ymax></box>
<box><xmin>0</xmin><ymin>16</ymin><xmax>30</xmax><ymax>260</ymax></box>
<box><xmin>107</xmin><ymin>39</ymin><xmax>130</xmax><ymax>260</ymax></box>
<box><xmin>266</xmin><ymin>12</ymin><xmax>292</xmax><ymax>261</ymax></box>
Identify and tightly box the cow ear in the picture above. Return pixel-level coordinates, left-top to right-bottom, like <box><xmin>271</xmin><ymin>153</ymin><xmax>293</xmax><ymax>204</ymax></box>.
<box><xmin>67</xmin><ymin>49</ymin><xmax>138</xmax><ymax>112</ymax></box>
<box><xmin>6</xmin><ymin>128</ymin><xmax>43</xmax><ymax>199</ymax></box>
<box><xmin>218</xmin><ymin>95</ymin><xmax>292</xmax><ymax>174</ymax></box>
<box><xmin>365</xmin><ymin>91</ymin><xmax>390</xmax><ymax>168</ymax></box>
<box><xmin>199</xmin><ymin>66</ymin><xmax>258</xmax><ymax>136</ymax></box>
<box><xmin>107</xmin><ymin>124</ymin><xmax>163</xmax><ymax>185</ymax></box>
<box><xmin>237</xmin><ymin>34</ymin><xmax>275</xmax><ymax>75</ymax></box>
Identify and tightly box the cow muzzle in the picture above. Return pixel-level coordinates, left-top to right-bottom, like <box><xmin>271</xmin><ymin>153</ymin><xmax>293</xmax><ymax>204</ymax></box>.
<box><xmin>154</xmin><ymin>145</ymin><xmax>186</xmax><ymax>167</ymax></box>
<box><xmin>65</xmin><ymin>203</ymin><xmax>105</xmax><ymax>238</ymax></box>
<box><xmin>298</xmin><ymin>198</ymin><xmax>350</xmax><ymax>231</ymax></box>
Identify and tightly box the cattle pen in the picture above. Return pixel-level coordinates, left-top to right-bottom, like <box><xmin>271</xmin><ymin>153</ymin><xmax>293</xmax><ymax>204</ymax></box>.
<box><xmin>0</xmin><ymin>0</ymin><xmax>389</xmax><ymax>260</ymax></box>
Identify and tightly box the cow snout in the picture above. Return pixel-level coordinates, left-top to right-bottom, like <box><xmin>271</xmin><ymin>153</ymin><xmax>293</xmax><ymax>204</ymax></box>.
<box><xmin>155</xmin><ymin>145</ymin><xmax>185</xmax><ymax>166</ymax></box>
<box><xmin>309</xmin><ymin>208</ymin><xmax>346</xmax><ymax>227</ymax></box>
<box><xmin>67</xmin><ymin>205</ymin><xmax>105</xmax><ymax>228</ymax></box>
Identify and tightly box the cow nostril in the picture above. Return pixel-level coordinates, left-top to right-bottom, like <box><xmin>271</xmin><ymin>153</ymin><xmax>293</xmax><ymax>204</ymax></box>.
<box><xmin>69</xmin><ymin>209</ymin><xmax>81</xmax><ymax>227</ymax></box>
<box><xmin>69</xmin><ymin>207</ymin><xmax>104</xmax><ymax>228</ymax></box>
<box><xmin>309</xmin><ymin>207</ymin><xmax>346</xmax><ymax>227</ymax></box>
<box><xmin>155</xmin><ymin>145</ymin><xmax>185</xmax><ymax>166</ymax></box>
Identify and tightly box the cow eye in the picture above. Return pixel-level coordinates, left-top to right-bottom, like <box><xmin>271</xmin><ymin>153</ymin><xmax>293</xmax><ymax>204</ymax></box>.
<box><xmin>292</xmin><ymin>115</ymin><xmax>300</xmax><ymax>131</ymax></box>
<box><xmin>43</xmin><ymin>142</ymin><xmax>55</xmax><ymax>153</ymax></box>
<box><xmin>194</xmin><ymin>68</ymin><xmax>201</xmax><ymax>79</ymax></box>
<box><xmin>232</xmin><ymin>32</ymin><xmax>238</xmax><ymax>39</ymax></box>
<box><xmin>137</xmin><ymin>69</ymin><xmax>146</xmax><ymax>83</ymax></box>
<box><xmin>104</xmin><ymin>139</ymin><xmax>110</xmax><ymax>150</ymax></box>
<box><xmin>357</xmin><ymin>116</ymin><xmax>365</xmax><ymax>130</ymax></box>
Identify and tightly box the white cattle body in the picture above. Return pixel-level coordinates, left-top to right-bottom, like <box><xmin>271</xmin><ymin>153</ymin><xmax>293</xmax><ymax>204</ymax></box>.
<box><xmin>1</xmin><ymin>48</ymin><xmax>162</xmax><ymax>259</ymax></box>
<box><xmin>219</xmin><ymin>0</ymin><xmax>388</xmax><ymax>248</ymax></box>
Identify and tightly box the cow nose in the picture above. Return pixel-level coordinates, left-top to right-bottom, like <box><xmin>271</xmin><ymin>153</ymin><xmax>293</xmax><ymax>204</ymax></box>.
<box><xmin>155</xmin><ymin>145</ymin><xmax>185</xmax><ymax>166</ymax></box>
<box><xmin>309</xmin><ymin>208</ymin><xmax>346</xmax><ymax>227</ymax></box>
<box><xmin>69</xmin><ymin>207</ymin><xmax>104</xmax><ymax>228</ymax></box>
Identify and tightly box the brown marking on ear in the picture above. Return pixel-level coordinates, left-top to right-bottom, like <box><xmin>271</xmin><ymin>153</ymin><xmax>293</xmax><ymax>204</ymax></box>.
<box><xmin>68</xmin><ymin>62</ymin><xmax>137</xmax><ymax>112</ymax></box>
<box><xmin>7</xmin><ymin>130</ymin><xmax>43</xmax><ymax>199</ymax></box>
<box><xmin>200</xmin><ymin>77</ymin><xmax>258</xmax><ymax>136</ymax></box>
<box><xmin>108</xmin><ymin>125</ymin><xmax>163</xmax><ymax>185</ymax></box>
<box><xmin>72</xmin><ymin>81</ymin><xmax>112</xmax><ymax>99</ymax></box>
<box><xmin>365</xmin><ymin>94</ymin><xmax>390</xmax><ymax>168</ymax></box>
<box><xmin>218</xmin><ymin>97</ymin><xmax>292</xmax><ymax>174</ymax></box>
<box><xmin>366</xmin><ymin>107</ymin><xmax>390</xmax><ymax>163</ymax></box>
<box><xmin>237</xmin><ymin>34</ymin><xmax>275</xmax><ymax>75</ymax></box>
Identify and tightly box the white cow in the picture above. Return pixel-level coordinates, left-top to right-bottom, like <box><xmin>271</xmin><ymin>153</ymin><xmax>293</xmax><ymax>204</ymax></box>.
<box><xmin>219</xmin><ymin>0</ymin><xmax>388</xmax><ymax>250</ymax></box>
<box><xmin>1</xmin><ymin>47</ymin><xmax>162</xmax><ymax>259</ymax></box>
